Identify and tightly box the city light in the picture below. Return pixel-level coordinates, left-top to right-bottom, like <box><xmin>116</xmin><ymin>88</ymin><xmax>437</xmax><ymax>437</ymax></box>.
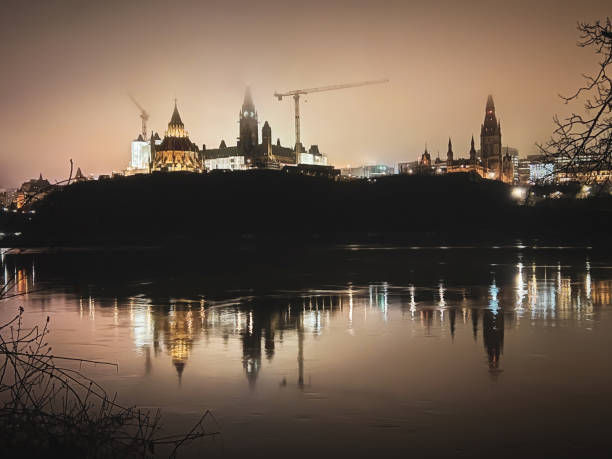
<box><xmin>511</xmin><ymin>186</ymin><xmax>527</xmax><ymax>200</ymax></box>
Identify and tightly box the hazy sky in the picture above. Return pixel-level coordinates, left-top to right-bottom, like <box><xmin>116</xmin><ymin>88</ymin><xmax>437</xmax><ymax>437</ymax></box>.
<box><xmin>0</xmin><ymin>0</ymin><xmax>609</xmax><ymax>188</ymax></box>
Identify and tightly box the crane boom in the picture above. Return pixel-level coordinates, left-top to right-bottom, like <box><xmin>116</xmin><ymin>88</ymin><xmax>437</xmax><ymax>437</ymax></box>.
<box><xmin>128</xmin><ymin>94</ymin><xmax>150</xmax><ymax>139</ymax></box>
<box><xmin>274</xmin><ymin>78</ymin><xmax>389</xmax><ymax>98</ymax></box>
<box><xmin>274</xmin><ymin>78</ymin><xmax>389</xmax><ymax>154</ymax></box>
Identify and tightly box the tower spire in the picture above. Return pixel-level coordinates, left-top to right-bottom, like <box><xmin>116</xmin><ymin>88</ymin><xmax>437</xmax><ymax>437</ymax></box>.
<box><xmin>242</xmin><ymin>86</ymin><xmax>255</xmax><ymax>114</ymax></box>
<box><xmin>469</xmin><ymin>134</ymin><xmax>477</xmax><ymax>164</ymax></box>
<box><xmin>239</xmin><ymin>86</ymin><xmax>258</xmax><ymax>154</ymax></box>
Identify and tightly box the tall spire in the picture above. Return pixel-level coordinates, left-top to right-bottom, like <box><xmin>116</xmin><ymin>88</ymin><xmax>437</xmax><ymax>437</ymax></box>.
<box><xmin>447</xmin><ymin>137</ymin><xmax>454</xmax><ymax>165</ymax></box>
<box><xmin>482</xmin><ymin>94</ymin><xmax>498</xmax><ymax>133</ymax></box>
<box><xmin>239</xmin><ymin>86</ymin><xmax>258</xmax><ymax>153</ymax></box>
<box><xmin>242</xmin><ymin>86</ymin><xmax>255</xmax><ymax>114</ymax></box>
<box><xmin>469</xmin><ymin>135</ymin><xmax>477</xmax><ymax>164</ymax></box>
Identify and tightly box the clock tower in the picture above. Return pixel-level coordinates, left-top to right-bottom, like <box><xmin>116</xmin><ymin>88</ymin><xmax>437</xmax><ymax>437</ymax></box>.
<box><xmin>239</xmin><ymin>86</ymin><xmax>258</xmax><ymax>154</ymax></box>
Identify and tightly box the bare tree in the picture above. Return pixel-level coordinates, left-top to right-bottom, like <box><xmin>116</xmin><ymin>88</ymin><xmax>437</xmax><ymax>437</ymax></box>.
<box><xmin>538</xmin><ymin>18</ymin><xmax>612</xmax><ymax>186</ymax></box>
<box><xmin>1</xmin><ymin>275</ymin><xmax>220</xmax><ymax>457</ymax></box>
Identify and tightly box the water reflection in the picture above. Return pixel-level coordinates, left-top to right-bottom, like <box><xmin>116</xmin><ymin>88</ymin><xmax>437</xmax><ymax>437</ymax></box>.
<box><xmin>1</xmin><ymin>250</ymin><xmax>610</xmax><ymax>388</ymax></box>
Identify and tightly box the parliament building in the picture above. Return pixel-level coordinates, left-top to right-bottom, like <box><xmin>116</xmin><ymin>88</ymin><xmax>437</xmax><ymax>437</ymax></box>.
<box><xmin>401</xmin><ymin>95</ymin><xmax>514</xmax><ymax>183</ymax></box>
<box><xmin>202</xmin><ymin>88</ymin><xmax>327</xmax><ymax>170</ymax></box>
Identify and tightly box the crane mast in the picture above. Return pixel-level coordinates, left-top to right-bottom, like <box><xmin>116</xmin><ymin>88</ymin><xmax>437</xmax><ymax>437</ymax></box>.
<box><xmin>129</xmin><ymin>94</ymin><xmax>150</xmax><ymax>139</ymax></box>
<box><xmin>274</xmin><ymin>78</ymin><xmax>389</xmax><ymax>154</ymax></box>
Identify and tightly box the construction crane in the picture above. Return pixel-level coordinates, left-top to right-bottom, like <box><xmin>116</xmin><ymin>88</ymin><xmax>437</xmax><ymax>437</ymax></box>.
<box><xmin>129</xmin><ymin>94</ymin><xmax>150</xmax><ymax>139</ymax></box>
<box><xmin>274</xmin><ymin>78</ymin><xmax>389</xmax><ymax>153</ymax></box>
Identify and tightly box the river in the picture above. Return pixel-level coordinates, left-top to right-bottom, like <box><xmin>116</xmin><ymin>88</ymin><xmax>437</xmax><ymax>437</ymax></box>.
<box><xmin>1</xmin><ymin>244</ymin><xmax>611</xmax><ymax>458</ymax></box>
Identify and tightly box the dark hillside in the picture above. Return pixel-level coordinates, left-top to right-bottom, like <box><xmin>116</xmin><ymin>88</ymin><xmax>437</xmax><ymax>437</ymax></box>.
<box><xmin>4</xmin><ymin>170</ymin><xmax>611</xmax><ymax>246</ymax></box>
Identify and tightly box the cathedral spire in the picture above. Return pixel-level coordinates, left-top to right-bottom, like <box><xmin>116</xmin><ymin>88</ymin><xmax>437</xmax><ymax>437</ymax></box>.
<box><xmin>447</xmin><ymin>137</ymin><xmax>453</xmax><ymax>165</ymax></box>
<box><xmin>482</xmin><ymin>94</ymin><xmax>498</xmax><ymax>133</ymax></box>
<box><xmin>469</xmin><ymin>135</ymin><xmax>477</xmax><ymax>164</ymax></box>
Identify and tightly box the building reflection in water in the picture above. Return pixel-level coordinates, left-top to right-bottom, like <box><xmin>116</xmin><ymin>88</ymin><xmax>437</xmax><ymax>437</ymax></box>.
<box><xmin>1</xmin><ymin>254</ymin><xmax>610</xmax><ymax>387</ymax></box>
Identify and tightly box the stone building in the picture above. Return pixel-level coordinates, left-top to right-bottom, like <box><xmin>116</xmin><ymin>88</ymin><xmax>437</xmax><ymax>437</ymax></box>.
<box><xmin>479</xmin><ymin>95</ymin><xmax>513</xmax><ymax>183</ymax></box>
<box><xmin>445</xmin><ymin>136</ymin><xmax>486</xmax><ymax>177</ymax></box>
<box><xmin>151</xmin><ymin>102</ymin><xmax>202</xmax><ymax>172</ymax></box>
<box><xmin>16</xmin><ymin>174</ymin><xmax>52</xmax><ymax>209</ymax></box>
<box><xmin>440</xmin><ymin>96</ymin><xmax>513</xmax><ymax>183</ymax></box>
<box><xmin>203</xmin><ymin>88</ymin><xmax>326</xmax><ymax>170</ymax></box>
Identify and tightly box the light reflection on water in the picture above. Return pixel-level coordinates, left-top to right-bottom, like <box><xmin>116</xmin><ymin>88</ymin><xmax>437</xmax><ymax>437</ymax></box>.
<box><xmin>1</xmin><ymin>248</ymin><xmax>612</xmax><ymax>457</ymax></box>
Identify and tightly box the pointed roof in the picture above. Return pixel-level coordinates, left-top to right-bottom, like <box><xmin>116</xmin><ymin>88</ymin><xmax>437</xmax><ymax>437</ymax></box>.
<box><xmin>169</xmin><ymin>100</ymin><xmax>183</xmax><ymax>126</ymax></box>
<box><xmin>262</xmin><ymin>120</ymin><xmax>271</xmax><ymax>135</ymax></box>
<box><xmin>448</xmin><ymin>137</ymin><xmax>453</xmax><ymax>152</ymax></box>
<box><xmin>483</xmin><ymin>95</ymin><xmax>498</xmax><ymax>132</ymax></box>
<box><xmin>242</xmin><ymin>86</ymin><xmax>255</xmax><ymax>113</ymax></box>
<box><xmin>75</xmin><ymin>167</ymin><xmax>84</xmax><ymax>178</ymax></box>
<box><xmin>219</xmin><ymin>140</ymin><xmax>227</xmax><ymax>148</ymax></box>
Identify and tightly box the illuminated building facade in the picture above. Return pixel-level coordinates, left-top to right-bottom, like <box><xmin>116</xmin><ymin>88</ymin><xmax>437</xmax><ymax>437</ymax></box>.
<box><xmin>16</xmin><ymin>174</ymin><xmax>52</xmax><ymax>209</ymax></box>
<box><xmin>298</xmin><ymin>145</ymin><xmax>328</xmax><ymax>166</ymax></box>
<box><xmin>554</xmin><ymin>153</ymin><xmax>612</xmax><ymax>184</ymax></box>
<box><xmin>127</xmin><ymin>132</ymin><xmax>161</xmax><ymax>174</ymax></box>
<box><xmin>151</xmin><ymin>102</ymin><xmax>203</xmax><ymax>172</ymax></box>
<box><xmin>526</xmin><ymin>154</ymin><xmax>554</xmax><ymax>183</ymax></box>
<box><xmin>340</xmin><ymin>164</ymin><xmax>395</xmax><ymax>178</ymax></box>
<box><xmin>0</xmin><ymin>188</ymin><xmax>17</xmax><ymax>208</ymax></box>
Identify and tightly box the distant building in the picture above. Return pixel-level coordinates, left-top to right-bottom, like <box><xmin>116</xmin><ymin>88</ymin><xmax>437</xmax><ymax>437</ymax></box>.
<box><xmin>0</xmin><ymin>189</ymin><xmax>17</xmax><ymax>207</ymax></box>
<box><xmin>480</xmin><ymin>95</ymin><xmax>513</xmax><ymax>183</ymax></box>
<box><xmin>517</xmin><ymin>157</ymin><xmax>531</xmax><ymax>185</ymax></box>
<box><xmin>340</xmin><ymin>164</ymin><xmax>394</xmax><ymax>178</ymax></box>
<box><xmin>481</xmin><ymin>95</ymin><xmax>502</xmax><ymax>176</ymax></box>
<box><xmin>127</xmin><ymin>132</ymin><xmax>161</xmax><ymax>174</ymax></box>
<box><xmin>554</xmin><ymin>153</ymin><xmax>612</xmax><ymax>184</ymax></box>
<box><xmin>502</xmin><ymin>147</ymin><xmax>519</xmax><ymax>184</ymax></box>
<box><xmin>203</xmin><ymin>88</ymin><xmax>312</xmax><ymax>170</ymax></box>
<box><xmin>298</xmin><ymin>145</ymin><xmax>328</xmax><ymax>166</ymax></box>
<box><xmin>283</xmin><ymin>164</ymin><xmax>340</xmax><ymax>179</ymax></box>
<box><xmin>442</xmin><ymin>96</ymin><xmax>513</xmax><ymax>182</ymax></box>
<box><xmin>445</xmin><ymin>136</ymin><xmax>486</xmax><ymax>177</ymax></box>
<box><xmin>16</xmin><ymin>174</ymin><xmax>53</xmax><ymax>209</ymax></box>
<box><xmin>525</xmin><ymin>154</ymin><xmax>554</xmax><ymax>183</ymax></box>
<box><xmin>397</xmin><ymin>161</ymin><xmax>417</xmax><ymax>175</ymax></box>
<box><xmin>72</xmin><ymin>167</ymin><xmax>88</xmax><ymax>183</ymax></box>
<box><xmin>151</xmin><ymin>102</ymin><xmax>203</xmax><ymax>172</ymax></box>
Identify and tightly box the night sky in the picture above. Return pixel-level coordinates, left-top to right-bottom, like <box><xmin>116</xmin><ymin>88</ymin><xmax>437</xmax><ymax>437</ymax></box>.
<box><xmin>0</xmin><ymin>0</ymin><xmax>609</xmax><ymax>188</ymax></box>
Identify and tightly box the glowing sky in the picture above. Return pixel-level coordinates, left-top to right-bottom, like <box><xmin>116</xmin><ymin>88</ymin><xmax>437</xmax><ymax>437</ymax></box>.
<box><xmin>0</xmin><ymin>0</ymin><xmax>609</xmax><ymax>188</ymax></box>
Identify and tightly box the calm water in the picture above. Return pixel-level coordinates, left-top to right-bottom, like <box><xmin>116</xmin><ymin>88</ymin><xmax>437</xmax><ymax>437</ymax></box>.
<box><xmin>1</xmin><ymin>245</ymin><xmax>612</xmax><ymax>458</ymax></box>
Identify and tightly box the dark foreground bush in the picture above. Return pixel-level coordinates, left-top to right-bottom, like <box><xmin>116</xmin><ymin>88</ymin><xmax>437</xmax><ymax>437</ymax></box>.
<box><xmin>0</xmin><ymin>306</ymin><xmax>218</xmax><ymax>458</ymax></box>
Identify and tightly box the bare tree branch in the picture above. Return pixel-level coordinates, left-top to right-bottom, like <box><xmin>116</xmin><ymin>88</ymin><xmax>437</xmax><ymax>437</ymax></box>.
<box><xmin>537</xmin><ymin>18</ymin><xmax>612</xmax><ymax>186</ymax></box>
